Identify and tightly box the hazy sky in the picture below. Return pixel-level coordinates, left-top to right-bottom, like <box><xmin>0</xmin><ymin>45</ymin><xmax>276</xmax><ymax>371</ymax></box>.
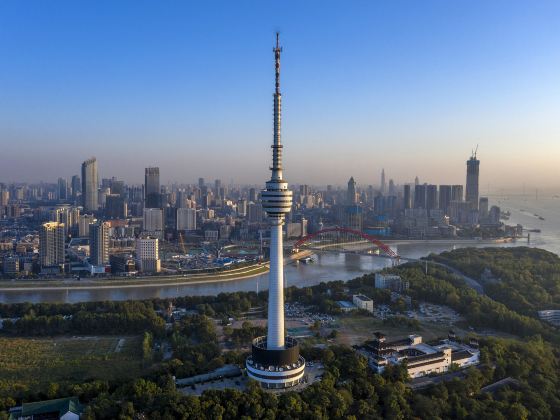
<box><xmin>1</xmin><ymin>1</ymin><xmax>559</xmax><ymax>190</ymax></box>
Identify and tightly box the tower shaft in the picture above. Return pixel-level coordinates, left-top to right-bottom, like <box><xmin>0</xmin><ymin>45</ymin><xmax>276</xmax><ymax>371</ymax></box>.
<box><xmin>267</xmin><ymin>220</ymin><xmax>285</xmax><ymax>349</ymax></box>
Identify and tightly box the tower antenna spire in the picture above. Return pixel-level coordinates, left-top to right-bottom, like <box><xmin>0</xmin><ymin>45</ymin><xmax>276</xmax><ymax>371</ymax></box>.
<box><xmin>271</xmin><ymin>32</ymin><xmax>283</xmax><ymax>181</ymax></box>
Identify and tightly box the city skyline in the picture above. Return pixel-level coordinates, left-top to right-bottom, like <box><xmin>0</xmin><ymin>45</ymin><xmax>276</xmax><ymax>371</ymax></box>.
<box><xmin>1</xmin><ymin>1</ymin><xmax>559</xmax><ymax>189</ymax></box>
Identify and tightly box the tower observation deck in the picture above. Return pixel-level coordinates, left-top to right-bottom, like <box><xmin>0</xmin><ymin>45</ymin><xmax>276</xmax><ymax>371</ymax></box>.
<box><xmin>245</xmin><ymin>33</ymin><xmax>305</xmax><ymax>389</ymax></box>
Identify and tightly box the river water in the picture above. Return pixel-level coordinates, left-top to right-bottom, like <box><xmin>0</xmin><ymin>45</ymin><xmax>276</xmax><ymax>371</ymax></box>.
<box><xmin>1</xmin><ymin>196</ymin><xmax>558</xmax><ymax>304</ymax></box>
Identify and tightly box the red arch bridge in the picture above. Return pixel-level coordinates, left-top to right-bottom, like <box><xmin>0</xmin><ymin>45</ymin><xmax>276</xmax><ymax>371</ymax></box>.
<box><xmin>292</xmin><ymin>226</ymin><xmax>400</xmax><ymax>264</ymax></box>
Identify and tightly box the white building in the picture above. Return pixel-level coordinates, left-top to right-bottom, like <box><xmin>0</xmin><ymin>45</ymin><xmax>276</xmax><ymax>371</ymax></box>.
<box><xmin>538</xmin><ymin>310</ymin><xmax>560</xmax><ymax>327</ymax></box>
<box><xmin>365</xmin><ymin>333</ymin><xmax>479</xmax><ymax>379</ymax></box>
<box><xmin>375</xmin><ymin>273</ymin><xmax>409</xmax><ymax>292</ymax></box>
<box><xmin>177</xmin><ymin>208</ymin><xmax>197</xmax><ymax>231</ymax></box>
<box><xmin>79</xmin><ymin>214</ymin><xmax>96</xmax><ymax>237</ymax></box>
<box><xmin>136</xmin><ymin>237</ymin><xmax>161</xmax><ymax>273</ymax></box>
<box><xmin>39</xmin><ymin>222</ymin><xmax>65</xmax><ymax>269</ymax></box>
<box><xmin>143</xmin><ymin>208</ymin><xmax>163</xmax><ymax>233</ymax></box>
<box><xmin>353</xmin><ymin>294</ymin><xmax>374</xmax><ymax>312</ymax></box>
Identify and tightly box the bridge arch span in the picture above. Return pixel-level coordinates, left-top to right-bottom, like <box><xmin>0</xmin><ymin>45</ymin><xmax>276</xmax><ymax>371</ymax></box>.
<box><xmin>293</xmin><ymin>226</ymin><xmax>399</xmax><ymax>260</ymax></box>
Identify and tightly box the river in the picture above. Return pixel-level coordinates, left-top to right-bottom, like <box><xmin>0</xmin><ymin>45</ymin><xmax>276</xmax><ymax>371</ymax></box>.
<box><xmin>1</xmin><ymin>195</ymin><xmax>558</xmax><ymax>304</ymax></box>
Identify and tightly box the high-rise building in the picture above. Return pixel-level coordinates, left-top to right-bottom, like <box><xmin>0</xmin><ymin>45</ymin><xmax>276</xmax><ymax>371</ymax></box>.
<box><xmin>381</xmin><ymin>169</ymin><xmax>386</xmax><ymax>194</ymax></box>
<box><xmin>246</xmin><ymin>34</ymin><xmax>305</xmax><ymax>389</ymax></box>
<box><xmin>403</xmin><ymin>185</ymin><xmax>412</xmax><ymax>209</ymax></box>
<box><xmin>71</xmin><ymin>175</ymin><xmax>81</xmax><ymax>199</ymax></box>
<box><xmin>426</xmin><ymin>185</ymin><xmax>438</xmax><ymax>211</ymax></box>
<box><xmin>79</xmin><ymin>214</ymin><xmax>96</xmax><ymax>237</ymax></box>
<box><xmin>466</xmin><ymin>150</ymin><xmax>480</xmax><ymax>210</ymax></box>
<box><xmin>143</xmin><ymin>208</ymin><xmax>163</xmax><ymax>233</ymax></box>
<box><xmin>451</xmin><ymin>185</ymin><xmax>464</xmax><ymax>202</ymax></box>
<box><xmin>247</xmin><ymin>202</ymin><xmax>264</xmax><ymax>223</ymax></box>
<box><xmin>198</xmin><ymin>177</ymin><xmax>205</xmax><ymax>188</ymax></box>
<box><xmin>81</xmin><ymin>157</ymin><xmax>99</xmax><ymax>212</ymax></box>
<box><xmin>0</xmin><ymin>190</ymin><xmax>9</xmax><ymax>206</ymax></box>
<box><xmin>214</xmin><ymin>179</ymin><xmax>222</xmax><ymax>195</ymax></box>
<box><xmin>479</xmin><ymin>197</ymin><xmax>489</xmax><ymax>219</ymax></box>
<box><xmin>388</xmin><ymin>179</ymin><xmax>396</xmax><ymax>196</ymax></box>
<box><xmin>136</xmin><ymin>237</ymin><xmax>161</xmax><ymax>272</ymax></box>
<box><xmin>39</xmin><ymin>222</ymin><xmax>65</xmax><ymax>268</ymax></box>
<box><xmin>414</xmin><ymin>184</ymin><xmax>427</xmax><ymax>209</ymax></box>
<box><xmin>106</xmin><ymin>194</ymin><xmax>127</xmax><ymax>219</ymax></box>
<box><xmin>145</xmin><ymin>167</ymin><xmax>160</xmax><ymax>208</ymax></box>
<box><xmin>249</xmin><ymin>187</ymin><xmax>257</xmax><ymax>202</ymax></box>
<box><xmin>439</xmin><ymin>185</ymin><xmax>452</xmax><ymax>214</ymax></box>
<box><xmin>238</xmin><ymin>198</ymin><xmax>247</xmax><ymax>217</ymax></box>
<box><xmin>176</xmin><ymin>208</ymin><xmax>197</xmax><ymax>231</ymax></box>
<box><xmin>347</xmin><ymin>177</ymin><xmax>357</xmax><ymax>204</ymax></box>
<box><xmin>90</xmin><ymin>222</ymin><xmax>109</xmax><ymax>266</ymax></box>
<box><xmin>57</xmin><ymin>178</ymin><xmax>68</xmax><ymax>200</ymax></box>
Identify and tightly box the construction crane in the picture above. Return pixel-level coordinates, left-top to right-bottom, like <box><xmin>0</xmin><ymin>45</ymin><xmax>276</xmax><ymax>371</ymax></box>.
<box><xmin>178</xmin><ymin>232</ymin><xmax>187</xmax><ymax>255</ymax></box>
<box><xmin>472</xmin><ymin>144</ymin><xmax>479</xmax><ymax>159</ymax></box>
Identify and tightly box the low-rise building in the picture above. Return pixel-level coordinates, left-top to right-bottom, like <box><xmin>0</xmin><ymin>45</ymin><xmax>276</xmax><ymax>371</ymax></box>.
<box><xmin>336</xmin><ymin>301</ymin><xmax>356</xmax><ymax>312</ymax></box>
<box><xmin>353</xmin><ymin>294</ymin><xmax>374</xmax><ymax>312</ymax></box>
<box><xmin>375</xmin><ymin>273</ymin><xmax>409</xmax><ymax>292</ymax></box>
<box><xmin>538</xmin><ymin>310</ymin><xmax>560</xmax><ymax>327</ymax></box>
<box><xmin>8</xmin><ymin>396</ymin><xmax>83</xmax><ymax>420</ymax></box>
<box><xmin>361</xmin><ymin>332</ymin><xmax>479</xmax><ymax>379</ymax></box>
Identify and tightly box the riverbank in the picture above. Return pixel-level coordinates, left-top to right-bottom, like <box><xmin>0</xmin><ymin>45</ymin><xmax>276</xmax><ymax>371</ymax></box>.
<box><xmin>0</xmin><ymin>250</ymin><xmax>315</xmax><ymax>292</ymax></box>
<box><xmin>384</xmin><ymin>238</ymin><xmax>516</xmax><ymax>245</ymax></box>
<box><xmin>0</xmin><ymin>264</ymin><xmax>270</xmax><ymax>291</ymax></box>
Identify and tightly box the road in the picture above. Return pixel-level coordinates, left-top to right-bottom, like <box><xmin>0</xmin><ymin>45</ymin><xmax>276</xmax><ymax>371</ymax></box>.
<box><xmin>428</xmin><ymin>261</ymin><xmax>485</xmax><ymax>295</ymax></box>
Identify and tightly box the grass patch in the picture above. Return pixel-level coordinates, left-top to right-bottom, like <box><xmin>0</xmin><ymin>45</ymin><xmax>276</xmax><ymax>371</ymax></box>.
<box><xmin>0</xmin><ymin>335</ymin><xmax>144</xmax><ymax>396</ymax></box>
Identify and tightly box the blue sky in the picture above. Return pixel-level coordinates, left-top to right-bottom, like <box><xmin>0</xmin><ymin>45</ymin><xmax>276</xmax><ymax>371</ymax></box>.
<box><xmin>1</xmin><ymin>1</ymin><xmax>559</xmax><ymax>189</ymax></box>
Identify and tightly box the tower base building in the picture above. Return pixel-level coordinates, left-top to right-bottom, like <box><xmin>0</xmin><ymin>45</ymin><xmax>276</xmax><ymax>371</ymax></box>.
<box><xmin>246</xmin><ymin>336</ymin><xmax>305</xmax><ymax>389</ymax></box>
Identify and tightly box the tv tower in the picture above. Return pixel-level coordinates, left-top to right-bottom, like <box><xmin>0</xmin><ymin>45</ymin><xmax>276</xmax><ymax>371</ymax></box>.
<box><xmin>246</xmin><ymin>33</ymin><xmax>306</xmax><ymax>389</ymax></box>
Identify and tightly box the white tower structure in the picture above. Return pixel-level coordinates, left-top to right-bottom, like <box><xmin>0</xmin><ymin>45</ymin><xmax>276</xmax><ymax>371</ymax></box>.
<box><xmin>246</xmin><ymin>33</ymin><xmax>305</xmax><ymax>389</ymax></box>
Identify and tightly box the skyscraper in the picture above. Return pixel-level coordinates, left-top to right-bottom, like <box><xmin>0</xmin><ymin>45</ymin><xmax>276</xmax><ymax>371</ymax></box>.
<box><xmin>90</xmin><ymin>222</ymin><xmax>109</xmax><ymax>266</ymax></box>
<box><xmin>347</xmin><ymin>177</ymin><xmax>357</xmax><ymax>204</ymax></box>
<box><xmin>381</xmin><ymin>169</ymin><xmax>386</xmax><ymax>194</ymax></box>
<box><xmin>479</xmin><ymin>197</ymin><xmax>489</xmax><ymax>219</ymax></box>
<box><xmin>71</xmin><ymin>175</ymin><xmax>81</xmax><ymax>199</ymax></box>
<box><xmin>439</xmin><ymin>185</ymin><xmax>452</xmax><ymax>214</ymax></box>
<box><xmin>451</xmin><ymin>185</ymin><xmax>464</xmax><ymax>202</ymax></box>
<box><xmin>145</xmin><ymin>167</ymin><xmax>160</xmax><ymax>208</ymax></box>
<box><xmin>426</xmin><ymin>184</ymin><xmax>438</xmax><ymax>211</ymax></box>
<box><xmin>81</xmin><ymin>157</ymin><xmax>98</xmax><ymax>212</ymax></box>
<box><xmin>39</xmin><ymin>222</ymin><xmax>65</xmax><ymax>269</ymax></box>
<box><xmin>403</xmin><ymin>185</ymin><xmax>412</xmax><ymax>209</ymax></box>
<box><xmin>57</xmin><ymin>178</ymin><xmax>68</xmax><ymax>200</ymax></box>
<box><xmin>388</xmin><ymin>179</ymin><xmax>396</xmax><ymax>196</ymax></box>
<box><xmin>106</xmin><ymin>194</ymin><xmax>127</xmax><ymax>219</ymax></box>
<box><xmin>466</xmin><ymin>150</ymin><xmax>480</xmax><ymax>210</ymax></box>
<box><xmin>414</xmin><ymin>184</ymin><xmax>427</xmax><ymax>209</ymax></box>
<box><xmin>246</xmin><ymin>34</ymin><xmax>305</xmax><ymax>389</ymax></box>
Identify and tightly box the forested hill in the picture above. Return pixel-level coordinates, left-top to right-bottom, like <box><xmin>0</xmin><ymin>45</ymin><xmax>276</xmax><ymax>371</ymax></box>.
<box><xmin>429</xmin><ymin>247</ymin><xmax>560</xmax><ymax>315</ymax></box>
